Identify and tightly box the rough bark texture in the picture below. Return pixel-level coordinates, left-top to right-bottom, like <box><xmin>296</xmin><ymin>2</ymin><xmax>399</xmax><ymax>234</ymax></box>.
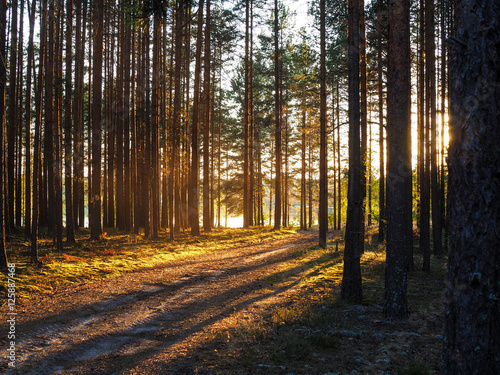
<box><xmin>384</xmin><ymin>0</ymin><xmax>411</xmax><ymax>319</ymax></box>
<box><xmin>341</xmin><ymin>0</ymin><xmax>363</xmax><ymax>303</ymax></box>
<box><xmin>443</xmin><ymin>0</ymin><xmax>500</xmax><ymax>372</ymax></box>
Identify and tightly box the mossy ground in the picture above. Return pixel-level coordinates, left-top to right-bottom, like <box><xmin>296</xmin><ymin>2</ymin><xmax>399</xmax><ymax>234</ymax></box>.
<box><xmin>0</xmin><ymin>226</ymin><xmax>296</xmax><ymax>299</ymax></box>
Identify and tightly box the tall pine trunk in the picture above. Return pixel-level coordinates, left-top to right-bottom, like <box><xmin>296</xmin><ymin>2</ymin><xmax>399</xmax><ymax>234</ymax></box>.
<box><xmin>188</xmin><ymin>0</ymin><xmax>204</xmax><ymax>236</ymax></box>
<box><xmin>377</xmin><ymin>0</ymin><xmax>385</xmax><ymax>242</ymax></box>
<box><xmin>202</xmin><ymin>0</ymin><xmax>211</xmax><ymax>232</ymax></box>
<box><xmin>318</xmin><ymin>0</ymin><xmax>328</xmax><ymax>248</ymax></box>
<box><xmin>64</xmin><ymin>0</ymin><xmax>75</xmax><ymax>243</ymax></box>
<box><xmin>384</xmin><ymin>0</ymin><xmax>411</xmax><ymax>319</ymax></box>
<box><xmin>90</xmin><ymin>0</ymin><xmax>104</xmax><ymax>240</ymax></box>
<box><xmin>273</xmin><ymin>0</ymin><xmax>281</xmax><ymax>230</ymax></box>
<box><xmin>0</xmin><ymin>0</ymin><xmax>8</xmax><ymax>269</ymax></box>
<box><xmin>341</xmin><ymin>0</ymin><xmax>363</xmax><ymax>303</ymax></box>
<box><xmin>443</xmin><ymin>0</ymin><xmax>500</xmax><ymax>371</ymax></box>
<box><xmin>24</xmin><ymin>0</ymin><xmax>36</xmax><ymax>237</ymax></box>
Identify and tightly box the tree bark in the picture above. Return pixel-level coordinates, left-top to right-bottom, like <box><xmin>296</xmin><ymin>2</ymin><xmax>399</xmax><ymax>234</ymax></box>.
<box><xmin>377</xmin><ymin>0</ymin><xmax>385</xmax><ymax>242</ymax></box>
<box><xmin>90</xmin><ymin>0</ymin><xmax>104</xmax><ymax>240</ymax></box>
<box><xmin>7</xmin><ymin>0</ymin><xmax>18</xmax><ymax>232</ymax></box>
<box><xmin>24</xmin><ymin>0</ymin><xmax>36</xmax><ymax>237</ymax></box>
<box><xmin>341</xmin><ymin>0</ymin><xmax>363</xmax><ymax>303</ymax></box>
<box><xmin>64</xmin><ymin>0</ymin><xmax>75</xmax><ymax>243</ymax></box>
<box><xmin>273</xmin><ymin>0</ymin><xmax>281</xmax><ymax>230</ymax></box>
<box><xmin>426</xmin><ymin>0</ymin><xmax>443</xmax><ymax>258</ymax></box>
<box><xmin>0</xmin><ymin>0</ymin><xmax>8</xmax><ymax>269</ymax></box>
<box><xmin>384</xmin><ymin>0</ymin><xmax>411</xmax><ymax>319</ymax></box>
<box><xmin>443</xmin><ymin>0</ymin><xmax>500</xmax><ymax>372</ymax></box>
<box><xmin>188</xmin><ymin>0</ymin><xmax>204</xmax><ymax>236</ymax></box>
<box><xmin>203</xmin><ymin>0</ymin><xmax>211</xmax><ymax>232</ymax></box>
<box><xmin>318</xmin><ymin>0</ymin><xmax>328</xmax><ymax>248</ymax></box>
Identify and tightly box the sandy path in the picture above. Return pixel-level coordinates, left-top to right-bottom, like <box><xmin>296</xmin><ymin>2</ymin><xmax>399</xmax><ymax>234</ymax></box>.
<box><xmin>2</xmin><ymin>230</ymin><xmax>322</xmax><ymax>374</ymax></box>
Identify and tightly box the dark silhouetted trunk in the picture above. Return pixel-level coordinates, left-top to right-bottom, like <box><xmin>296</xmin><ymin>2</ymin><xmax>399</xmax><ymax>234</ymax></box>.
<box><xmin>318</xmin><ymin>0</ymin><xmax>328</xmax><ymax>248</ymax></box>
<box><xmin>64</xmin><ymin>0</ymin><xmax>75</xmax><ymax>243</ymax></box>
<box><xmin>273</xmin><ymin>0</ymin><xmax>281</xmax><ymax>230</ymax></box>
<box><xmin>90</xmin><ymin>0</ymin><xmax>103</xmax><ymax>240</ymax></box>
<box><xmin>443</xmin><ymin>0</ymin><xmax>500</xmax><ymax>372</ymax></box>
<box><xmin>384</xmin><ymin>0</ymin><xmax>411</xmax><ymax>319</ymax></box>
<box><xmin>203</xmin><ymin>0</ymin><xmax>211</xmax><ymax>232</ymax></box>
<box><xmin>188</xmin><ymin>0</ymin><xmax>204</xmax><ymax>236</ymax></box>
<box><xmin>0</xmin><ymin>0</ymin><xmax>8</xmax><ymax>268</ymax></box>
<box><xmin>341</xmin><ymin>0</ymin><xmax>363</xmax><ymax>303</ymax></box>
<box><xmin>377</xmin><ymin>0</ymin><xmax>385</xmax><ymax>242</ymax></box>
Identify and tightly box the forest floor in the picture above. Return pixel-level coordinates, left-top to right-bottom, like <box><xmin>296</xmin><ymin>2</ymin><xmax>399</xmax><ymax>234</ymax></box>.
<box><xmin>0</xmin><ymin>227</ymin><xmax>446</xmax><ymax>375</ymax></box>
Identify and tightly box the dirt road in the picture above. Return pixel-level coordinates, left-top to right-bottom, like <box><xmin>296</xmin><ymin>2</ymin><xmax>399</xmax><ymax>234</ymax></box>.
<box><xmin>2</xmin><ymin>231</ymin><xmax>322</xmax><ymax>374</ymax></box>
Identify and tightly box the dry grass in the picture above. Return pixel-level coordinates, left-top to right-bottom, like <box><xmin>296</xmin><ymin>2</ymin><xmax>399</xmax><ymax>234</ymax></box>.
<box><xmin>0</xmin><ymin>226</ymin><xmax>296</xmax><ymax>299</ymax></box>
<box><xmin>193</xmin><ymin>227</ymin><xmax>446</xmax><ymax>374</ymax></box>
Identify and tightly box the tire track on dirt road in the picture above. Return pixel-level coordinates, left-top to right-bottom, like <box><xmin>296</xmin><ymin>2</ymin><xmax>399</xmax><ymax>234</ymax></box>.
<box><xmin>2</xmin><ymin>230</ymin><xmax>326</xmax><ymax>374</ymax></box>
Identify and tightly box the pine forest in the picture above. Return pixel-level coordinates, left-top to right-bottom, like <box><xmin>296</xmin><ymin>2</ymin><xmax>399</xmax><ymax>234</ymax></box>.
<box><xmin>0</xmin><ymin>0</ymin><xmax>498</xmax><ymax>373</ymax></box>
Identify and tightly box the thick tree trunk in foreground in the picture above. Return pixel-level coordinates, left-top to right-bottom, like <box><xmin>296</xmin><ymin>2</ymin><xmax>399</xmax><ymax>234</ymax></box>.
<box><xmin>341</xmin><ymin>0</ymin><xmax>363</xmax><ymax>303</ymax></box>
<box><xmin>384</xmin><ymin>0</ymin><xmax>411</xmax><ymax>319</ymax></box>
<box><xmin>443</xmin><ymin>0</ymin><xmax>500</xmax><ymax>372</ymax></box>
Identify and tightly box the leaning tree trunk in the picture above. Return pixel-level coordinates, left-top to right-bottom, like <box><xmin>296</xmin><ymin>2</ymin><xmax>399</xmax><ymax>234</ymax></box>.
<box><xmin>443</xmin><ymin>0</ymin><xmax>500</xmax><ymax>372</ymax></box>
